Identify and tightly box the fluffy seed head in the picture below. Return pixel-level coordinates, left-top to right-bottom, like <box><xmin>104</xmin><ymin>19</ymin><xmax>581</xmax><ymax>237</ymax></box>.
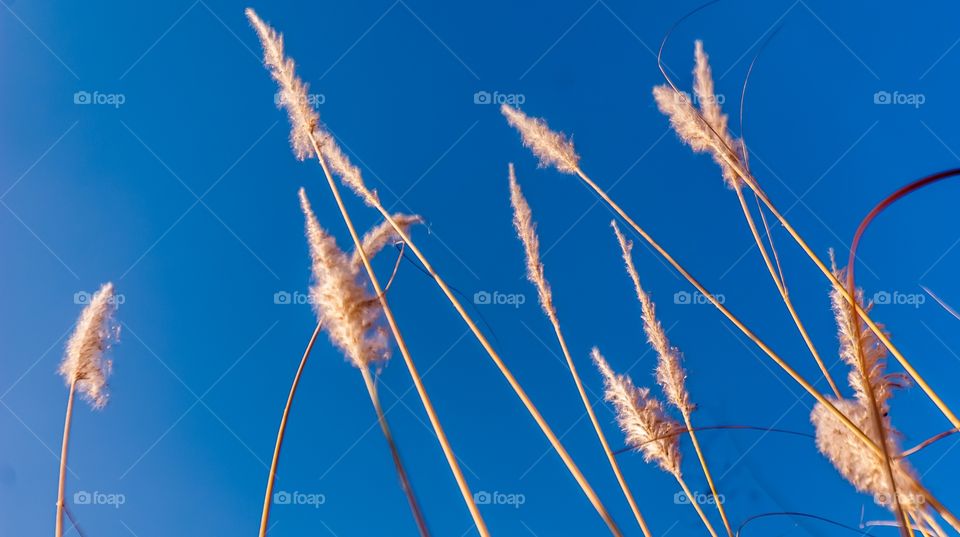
<box><xmin>811</xmin><ymin>398</ymin><xmax>922</xmax><ymax>510</ymax></box>
<box><xmin>593</xmin><ymin>348</ymin><xmax>682</xmax><ymax>475</ymax></box>
<box><xmin>246</xmin><ymin>9</ymin><xmax>320</xmax><ymax>160</ymax></box>
<box><xmin>316</xmin><ymin>132</ymin><xmax>381</xmax><ymax>207</ymax></box>
<box><xmin>60</xmin><ymin>283</ymin><xmax>119</xmax><ymax>409</ymax></box>
<box><xmin>611</xmin><ymin>221</ymin><xmax>694</xmax><ymax>415</ymax></box>
<box><xmin>501</xmin><ymin>105</ymin><xmax>580</xmax><ymax>174</ymax></box>
<box><xmin>692</xmin><ymin>40</ymin><xmax>739</xmax><ymax>186</ymax></box>
<box><xmin>509</xmin><ymin>163</ymin><xmax>555</xmax><ymax>318</ymax></box>
<box><xmin>828</xmin><ymin>251</ymin><xmax>903</xmax><ymax>412</ymax></box>
<box><xmin>350</xmin><ymin>214</ymin><xmax>422</xmax><ymax>270</ymax></box>
<box><xmin>299</xmin><ymin>188</ymin><xmax>389</xmax><ymax>368</ymax></box>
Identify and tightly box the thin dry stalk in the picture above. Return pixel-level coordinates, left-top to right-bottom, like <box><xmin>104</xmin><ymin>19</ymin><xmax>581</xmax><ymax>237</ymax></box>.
<box><xmin>360</xmin><ymin>367</ymin><xmax>431</xmax><ymax>536</ymax></box>
<box><xmin>259</xmin><ymin>321</ymin><xmax>323</xmax><ymax>537</ymax></box>
<box><xmin>509</xmin><ymin>164</ymin><xmax>651</xmax><ymax>537</ymax></box>
<box><xmin>610</xmin><ymin>222</ymin><xmax>732</xmax><ymax>537</ymax></box>
<box><xmin>246</xmin><ymin>10</ymin><xmax>488</xmax><ymax>534</ymax></box>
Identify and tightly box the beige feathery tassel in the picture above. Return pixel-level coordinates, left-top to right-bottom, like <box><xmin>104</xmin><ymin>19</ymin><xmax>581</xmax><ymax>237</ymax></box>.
<box><xmin>593</xmin><ymin>348</ymin><xmax>720</xmax><ymax>537</ymax></box>
<box><xmin>593</xmin><ymin>348</ymin><xmax>681</xmax><ymax>475</ymax></box>
<box><xmin>611</xmin><ymin>222</ymin><xmax>693</xmax><ymax>415</ymax></box>
<box><xmin>59</xmin><ymin>282</ymin><xmax>118</xmax><ymax>407</ymax></box>
<box><xmin>299</xmin><ymin>188</ymin><xmax>389</xmax><ymax>368</ymax></box>
<box><xmin>811</xmin><ymin>398</ymin><xmax>922</xmax><ymax>510</ymax></box>
<box><xmin>350</xmin><ymin>214</ymin><xmax>422</xmax><ymax>270</ymax></box>
<box><xmin>828</xmin><ymin>251</ymin><xmax>901</xmax><ymax>411</ymax></box>
<box><xmin>56</xmin><ymin>282</ymin><xmax>119</xmax><ymax>537</ymax></box>
<box><xmin>246</xmin><ymin>8</ymin><xmax>319</xmax><ymax>161</ymax></box>
<box><xmin>501</xmin><ymin>105</ymin><xmax>580</xmax><ymax>174</ymax></box>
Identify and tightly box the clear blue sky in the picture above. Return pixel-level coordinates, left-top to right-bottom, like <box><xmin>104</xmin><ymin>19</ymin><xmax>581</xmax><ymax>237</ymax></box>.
<box><xmin>2</xmin><ymin>1</ymin><xmax>960</xmax><ymax>535</ymax></box>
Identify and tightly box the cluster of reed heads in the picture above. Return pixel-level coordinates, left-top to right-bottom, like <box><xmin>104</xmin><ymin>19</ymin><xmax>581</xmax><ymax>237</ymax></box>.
<box><xmin>49</xmin><ymin>7</ymin><xmax>960</xmax><ymax>537</ymax></box>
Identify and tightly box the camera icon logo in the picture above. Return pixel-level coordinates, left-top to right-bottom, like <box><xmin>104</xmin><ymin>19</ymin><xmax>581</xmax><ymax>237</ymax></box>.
<box><xmin>874</xmin><ymin>91</ymin><xmax>891</xmax><ymax>105</ymax></box>
<box><xmin>273</xmin><ymin>491</ymin><xmax>292</xmax><ymax>505</ymax></box>
<box><xmin>673</xmin><ymin>491</ymin><xmax>690</xmax><ymax>504</ymax></box>
<box><xmin>274</xmin><ymin>291</ymin><xmax>292</xmax><ymax>305</ymax></box>
<box><xmin>474</xmin><ymin>291</ymin><xmax>491</xmax><ymax>305</ymax></box>
<box><xmin>673</xmin><ymin>290</ymin><xmax>691</xmax><ymax>305</ymax></box>
<box><xmin>873</xmin><ymin>290</ymin><xmax>891</xmax><ymax>305</ymax></box>
<box><xmin>473</xmin><ymin>91</ymin><xmax>492</xmax><ymax>105</ymax></box>
<box><xmin>74</xmin><ymin>491</ymin><xmax>92</xmax><ymax>505</ymax></box>
<box><xmin>74</xmin><ymin>91</ymin><xmax>92</xmax><ymax>105</ymax></box>
<box><xmin>73</xmin><ymin>291</ymin><xmax>91</xmax><ymax>305</ymax></box>
<box><xmin>474</xmin><ymin>491</ymin><xmax>492</xmax><ymax>504</ymax></box>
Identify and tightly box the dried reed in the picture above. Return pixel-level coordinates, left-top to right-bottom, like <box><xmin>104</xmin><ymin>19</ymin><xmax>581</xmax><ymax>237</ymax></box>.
<box><xmin>611</xmin><ymin>221</ymin><xmax>733</xmax><ymax>537</ymax></box>
<box><xmin>56</xmin><ymin>283</ymin><xmax>118</xmax><ymax>537</ymax></box>
<box><xmin>509</xmin><ymin>164</ymin><xmax>652</xmax><ymax>537</ymax></box>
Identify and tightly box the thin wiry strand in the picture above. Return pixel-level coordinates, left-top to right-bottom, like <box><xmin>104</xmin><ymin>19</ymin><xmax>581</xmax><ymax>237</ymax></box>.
<box><xmin>828</xmin><ymin>251</ymin><xmax>903</xmax><ymax>412</ymax></box>
<box><xmin>811</xmin><ymin>398</ymin><xmax>923</xmax><ymax>511</ymax></box>
<box><xmin>501</xmin><ymin>105</ymin><xmax>580</xmax><ymax>175</ymax></box>
<box><xmin>350</xmin><ymin>214</ymin><xmax>422</xmax><ymax>270</ymax></box>
<box><xmin>246</xmin><ymin>9</ymin><xmax>319</xmax><ymax>161</ymax></box>
<box><xmin>692</xmin><ymin>40</ymin><xmax>739</xmax><ymax>186</ymax></box>
<box><xmin>611</xmin><ymin>221</ymin><xmax>694</xmax><ymax>415</ymax></box>
<box><xmin>317</xmin><ymin>132</ymin><xmax>381</xmax><ymax>207</ymax></box>
<box><xmin>509</xmin><ymin>164</ymin><xmax>555</xmax><ymax>318</ymax></box>
<box><xmin>59</xmin><ymin>283</ymin><xmax>118</xmax><ymax>409</ymax></box>
<box><xmin>300</xmin><ymin>188</ymin><xmax>389</xmax><ymax>368</ymax></box>
<box><xmin>593</xmin><ymin>348</ymin><xmax>682</xmax><ymax>476</ymax></box>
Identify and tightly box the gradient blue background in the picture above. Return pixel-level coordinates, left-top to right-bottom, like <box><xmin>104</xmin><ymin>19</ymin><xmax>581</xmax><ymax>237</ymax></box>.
<box><xmin>2</xmin><ymin>1</ymin><xmax>960</xmax><ymax>535</ymax></box>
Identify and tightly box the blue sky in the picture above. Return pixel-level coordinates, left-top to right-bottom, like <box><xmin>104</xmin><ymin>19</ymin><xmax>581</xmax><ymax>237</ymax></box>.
<box><xmin>2</xmin><ymin>0</ymin><xmax>960</xmax><ymax>535</ymax></box>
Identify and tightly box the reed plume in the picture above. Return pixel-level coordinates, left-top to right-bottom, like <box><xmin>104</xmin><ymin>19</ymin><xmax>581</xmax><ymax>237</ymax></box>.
<box><xmin>56</xmin><ymin>283</ymin><xmax>119</xmax><ymax>537</ymax></box>
<box><xmin>501</xmin><ymin>105</ymin><xmax>579</xmax><ymax>174</ymax></box>
<box><xmin>351</xmin><ymin>214</ymin><xmax>422</xmax><ymax>270</ymax></box>
<box><xmin>509</xmin><ymin>164</ymin><xmax>652</xmax><ymax>537</ymax></box>
<box><xmin>247</xmin><ymin>12</ymin><xmax>489</xmax><ymax>534</ymax></box>
<box><xmin>593</xmin><ymin>348</ymin><xmax>717</xmax><ymax>537</ymax></box>
<box><xmin>300</xmin><ymin>188</ymin><xmax>389</xmax><ymax>368</ymax></box>
<box><xmin>811</xmin><ymin>398</ymin><xmax>920</xmax><ymax>509</ymax></box>
<box><xmin>611</xmin><ymin>221</ymin><xmax>733</xmax><ymax>537</ymax></box>
<box><xmin>245</xmin><ymin>8</ymin><xmax>318</xmax><ymax>161</ymax></box>
<box><xmin>299</xmin><ymin>188</ymin><xmax>430</xmax><ymax>536</ymax></box>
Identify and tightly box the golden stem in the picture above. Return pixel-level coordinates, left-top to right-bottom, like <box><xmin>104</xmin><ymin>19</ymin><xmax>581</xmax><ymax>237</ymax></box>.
<box><xmin>258</xmin><ymin>321</ymin><xmax>323</xmax><ymax>537</ymax></box>
<box><xmin>308</xmin><ymin>134</ymin><xmax>490</xmax><ymax>536</ymax></box>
